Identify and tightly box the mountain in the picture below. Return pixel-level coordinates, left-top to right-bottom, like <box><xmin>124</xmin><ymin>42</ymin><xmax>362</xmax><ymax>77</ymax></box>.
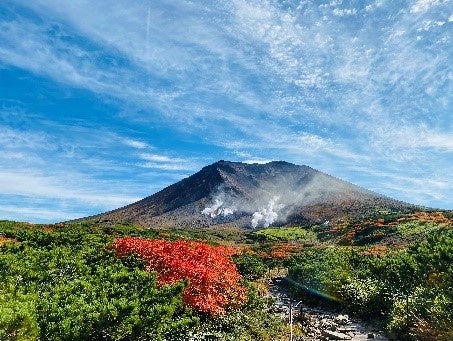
<box><xmin>86</xmin><ymin>160</ymin><xmax>414</xmax><ymax>228</ymax></box>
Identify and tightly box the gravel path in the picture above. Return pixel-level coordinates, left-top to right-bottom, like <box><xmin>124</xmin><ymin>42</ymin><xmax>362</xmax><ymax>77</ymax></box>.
<box><xmin>268</xmin><ymin>277</ymin><xmax>388</xmax><ymax>341</ymax></box>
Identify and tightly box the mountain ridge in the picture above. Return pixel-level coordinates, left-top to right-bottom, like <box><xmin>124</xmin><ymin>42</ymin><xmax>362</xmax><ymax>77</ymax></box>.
<box><xmin>82</xmin><ymin>160</ymin><xmax>415</xmax><ymax>228</ymax></box>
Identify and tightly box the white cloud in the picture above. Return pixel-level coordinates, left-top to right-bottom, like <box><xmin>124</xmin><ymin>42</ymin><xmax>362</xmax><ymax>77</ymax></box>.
<box><xmin>410</xmin><ymin>0</ymin><xmax>442</xmax><ymax>13</ymax></box>
<box><xmin>0</xmin><ymin>116</ymin><xmax>202</xmax><ymax>222</ymax></box>
<box><xmin>366</xmin><ymin>124</ymin><xmax>453</xmax><ymax>161</ymax></box>
<box><xmin>139</xmin><ymin>153</ymin><xmax>173</xmax><ymax>163</ymax></box>
<box><xmin>0</xmin><ymin>127</ymin><xmax>52</xmax><ymax>151</ymax></box>
<box><xmin>137</xmin><ymin>153</ymin><xmax>200</xmax><ymax>171</ymax></box>
<box><xmin>0</xmin><ymin>205</ymin><xmax>85</xmax><ymax>223</ymax></box>
<box><xmin>242</xmin><ymin>158</ymin><xmax>273</xmax><ymax>164</ymax></box>
<box><xmin>427</xmin><ymin>133</ymin><xmax>453</xmax><ymax>151</ymax></box>
<box><xmin>0</xmin><ymin>0</ymin><xmax>451</xmax><ymax>215</ymax></box>
<box><xmin>332</xmin><ymin>8</ymin><xmax>357</xmax><ymax>16</ymax></box>
<box><xmin>380</xmin><ymin>176</ymin><xmax>452</xmax><ymax>204</ymax></box>
<box><xmin>365</xmin><ymin>1</ymin><xmax>386</xmax><ymax>12</ymax></box>
<box><xmin>4</xmin><ymin>0</ymin><xmax>448</xmax><ymax>142</ymax></box>
<box><xmin>123</xmin><ymin>138</ymin><xmax>149</xmax><ymax>149</ymax></box>
<box><xmin>0</xmin><ymin>170</ymin><xmax>140</xmax><ymax>207</ymax></box>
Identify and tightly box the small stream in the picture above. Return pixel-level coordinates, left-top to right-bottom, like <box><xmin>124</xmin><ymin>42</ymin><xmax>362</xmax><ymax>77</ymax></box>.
<box><xmin>268</xmin><ymin>277</ymin><xmax>388</xmax><ymax>341</ymax></box>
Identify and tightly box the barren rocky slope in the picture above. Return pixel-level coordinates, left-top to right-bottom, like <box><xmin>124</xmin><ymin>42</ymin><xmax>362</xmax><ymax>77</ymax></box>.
<box><xmin>84</xmin><ymin>160</ymin><xmax>414</xmax><ymax>228</ymax></box>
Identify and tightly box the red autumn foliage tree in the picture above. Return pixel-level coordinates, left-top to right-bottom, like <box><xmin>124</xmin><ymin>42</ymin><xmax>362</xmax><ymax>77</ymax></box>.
<box><xmin>112</xmin><ymin>237</ymin><xmax>247</xmax><ymax>315</ymax></box>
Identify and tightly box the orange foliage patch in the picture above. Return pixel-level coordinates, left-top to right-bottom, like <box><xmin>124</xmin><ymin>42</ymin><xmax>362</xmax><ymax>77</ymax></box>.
<box><xmin>254</xmin><ymin>243</ymin><xmax>300</xmax><ymax>259</ymax></box>
<box><xmin>0</xmin><ymin>235</ymin><xmax>17</xmax><ymax>245</ymax></box>
<box><xmin>112</xmin><ymin>237</ymin><xmax>247</xmax><ymax>315</ymax></box>
<box><xmin>360</xmin><ymin>245</ymin><xmax>388</xmax><ymax>257</ymax></box>
<box><xmin>269</xmin><ymin>243</ymin><xmax>297</xmax><ymax>259</ymax></box>
<box><xmin>43</xmin><ymin>225</ymin><xmax>53</xmax><ymax>232</ymax></box>
<box><xmin>408</xmin><ymin>211</ymin><xmax>451</xmax><ymax>225</ymax></box>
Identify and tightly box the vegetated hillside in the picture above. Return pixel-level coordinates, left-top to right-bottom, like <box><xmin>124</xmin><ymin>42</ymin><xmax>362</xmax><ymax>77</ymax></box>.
<box><xmin>1</xmin><ymin>210</ymin><xmax>452</xmax><ymax>340</ymax></box>
<box><xmin>84</xmin><ymin>160</ymin><xmax>415</xmax><ymax>228</ymax></box>
<box><xmin>252</xmin><ymin>210</ymin><xmax>453</xmax><ymax>248</ymax></box>
<box><xmin>0</xmin><ymin>220</ymin><xmax>288</xmax><ymax>340</ymax></box>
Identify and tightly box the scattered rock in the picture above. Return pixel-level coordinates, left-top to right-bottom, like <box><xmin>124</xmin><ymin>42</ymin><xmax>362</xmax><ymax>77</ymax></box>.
<box><xmin>322</xmin><ymin>330</ymin><xmax>352</xmax><ymax>340</ymax></box>
<box><xmin>267</xmin><ymin>277</ymin><xmax>388</xmax><ymax>340</ymax></box>
<box><xmin>335</xmin><ymin>314</ymin><xmax>349</xmax><ymax>325</ymax></box>
<box><xmin>338</xmin><ymin>327</ymin><xmax>356</xmax><ymax>333</ymax></box>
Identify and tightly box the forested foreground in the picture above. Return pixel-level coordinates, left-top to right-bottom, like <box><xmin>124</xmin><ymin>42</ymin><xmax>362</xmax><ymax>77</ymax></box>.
<box><xmin>0</xmin><ymin>222</ymin><xmax>286</xmax><ymax>340</ymax></box>
<box><xmin>286</xmin><ymin>230</ymin><xmax>453</xmax><ymax>340</ymax></box>
<box><xmin>0</xmin><ymin>215</ymin><xmax>452</xmax><ymax>340</ymax></box>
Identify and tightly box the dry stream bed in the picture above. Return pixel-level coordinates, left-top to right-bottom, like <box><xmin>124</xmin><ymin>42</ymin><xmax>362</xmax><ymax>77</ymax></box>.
<box><xmin>268</xmin><ymin>277</ymin><xmax>388</xmax><ymax>341</ymax></box>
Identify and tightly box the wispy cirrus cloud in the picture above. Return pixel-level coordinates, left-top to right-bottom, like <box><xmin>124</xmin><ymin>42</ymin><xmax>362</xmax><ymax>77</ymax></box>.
<box><xmin>0</xmin><ymin>202</ymin><xmax>85</xmax><ymax>223</ymax></box>
<box><xmin>0</xmin><ymin>0</ymin><xmax>451</xmax><ymax>222</ymax></box>
<box><xmin>4</xmin><ymin>0</ymin><xmax>449</xmax><ymax>138</ymax></box>
<box><xmin>0</xmin><ymin>170</ymin><xmax>140</xmax><ymax>207</ymax></box>
<box><xmin>123</xmin><ymin>138</ymin><xmax>150</xmax><ymax>150</ymax></box>
<box><xmin>138</xmin><ymin>152</ymin><xmax>201</xmax><ymax>171</ymax></box>
<box><xmin>0</xmin><ymin>106</ymin><xmax>201</xmax><ymax>221</ymax></box>
<box><xmin>411</xmin><ymin>0</ymin><xmax>443</xmax><ymax>13</ymax></box>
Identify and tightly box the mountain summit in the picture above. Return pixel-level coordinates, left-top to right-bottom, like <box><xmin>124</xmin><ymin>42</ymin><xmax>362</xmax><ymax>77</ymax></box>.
<box><xmin>88</xmin><ymin>160</ymin><xmax>413</xmax><ymax>228</ymax></box>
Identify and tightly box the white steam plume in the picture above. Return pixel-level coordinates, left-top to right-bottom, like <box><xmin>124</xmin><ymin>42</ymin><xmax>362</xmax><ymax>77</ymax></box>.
<box><xmin>201</xmin><ymin>196</ymin><xmax>236</xmax><ymax>218</ymax></box>
<box><xmin>201</xmin><ymin>171</ymin><xmax>371</xmax><ymax>228</ymax></box>
<box><xmin>251</xmin><ymin>196</ymin><xmax>283</xmax><ymax>228</ymax></box>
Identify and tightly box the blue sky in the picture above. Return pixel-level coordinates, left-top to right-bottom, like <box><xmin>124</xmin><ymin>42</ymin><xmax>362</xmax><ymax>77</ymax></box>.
<box><xmin>0</xmin><ymin>0</ymin><xmax>451</xmax><ymax>223</ymax></box>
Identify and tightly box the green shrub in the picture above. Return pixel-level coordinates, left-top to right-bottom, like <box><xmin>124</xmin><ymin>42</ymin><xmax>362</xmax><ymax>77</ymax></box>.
<box><xmin>0</xmin><ymin>221</ymin><xmax>287</xmax><ymax>340</ymax></box>
<box><xmin>254</xmin><ymin>227</ymin><xmax>317</xmax><ymax>244</ymax></box>
<box><xmin>287</xmin><ymin>247</ymin><xmax>352</xmax><ymax>305</ymax></box>
<box><xmin>0</xmin><ymin>282</ymin><xmax>39</xmax><ymax>341</ymax></box>
<box><xmin>287</xmin><ymin>230</ymin><xmax>453</xmax><ymax>339</ymax></box>
<box><xmin>233</xmin><ymin>254</ymin><xmax>268</xmax><ymax>280</ymax></box>
<box><xmin>339</xmin><ymin>277</ymin><xmax>390</xmax><ymax>318</ymax></box>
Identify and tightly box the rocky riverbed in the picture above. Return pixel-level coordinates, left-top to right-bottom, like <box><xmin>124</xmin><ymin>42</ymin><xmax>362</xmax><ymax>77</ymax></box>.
<box><xmin>268</xmin><ymin>277</ymin><xmax>388</xmax><ymax>341</ymax></box>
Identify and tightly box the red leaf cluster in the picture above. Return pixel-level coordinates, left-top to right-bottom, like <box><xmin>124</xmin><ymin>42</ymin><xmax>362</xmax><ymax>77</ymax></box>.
<box><xmin>112</xmin><ymin>237</ymin><xmax>247</xmax><ymax>315</ymax></box>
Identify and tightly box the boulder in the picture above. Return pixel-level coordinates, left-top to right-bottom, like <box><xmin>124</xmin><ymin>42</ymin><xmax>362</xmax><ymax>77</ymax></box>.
<box><xmin>334</xmin><ymin>314</ymin><xmax>349</xmax><ymax>325</ymax></box>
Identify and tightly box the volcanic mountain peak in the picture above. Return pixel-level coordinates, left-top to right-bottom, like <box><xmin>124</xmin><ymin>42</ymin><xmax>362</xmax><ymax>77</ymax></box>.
<box><xmin>89</xmin><ymin>160</ymin><xmax>413</xmax><ymax>228</ymax></box>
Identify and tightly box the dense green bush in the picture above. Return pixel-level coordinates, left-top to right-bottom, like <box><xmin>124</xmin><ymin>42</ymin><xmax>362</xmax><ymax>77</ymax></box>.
<box><xmin>339</xmin><ymin>277</ymin><xmax>389</xmax><ymax>318</ymax></box>
<box><xmin>0</xmin><ymin>230</ymin><xmax>197</xmax><ymax>340</ymax></box>
<box><xmin>253</xmin><ymin>227</ymin><xmax>317</xmax><ymax>244</ymax></box>
<box><xmin>287</xmin><ymin>247</ymin><xmax>352</xmax><ymax>304</ymax></box>
<box><xmin>190</xmin><ymin>283</ymin><xmax>287</xmax><ymax>340</ymax></box>
<box><xmin>0</xmin><ymin>282</ymin><xmax>39</xmax><ymax>341</ymax></box>
<box><xmin>288</xmin><ymin>230</ymin><xmax>453</xmax><ymax>340</ymax></box>
<box><xmin>233</xmin><ymin>254</ymin><xmax>268</xmax><ymax>280</ymax></box>
<box><xmin>0</xmin><ymin>221</ymin><xmax>286</xmax><ymax>340</ymax></box>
